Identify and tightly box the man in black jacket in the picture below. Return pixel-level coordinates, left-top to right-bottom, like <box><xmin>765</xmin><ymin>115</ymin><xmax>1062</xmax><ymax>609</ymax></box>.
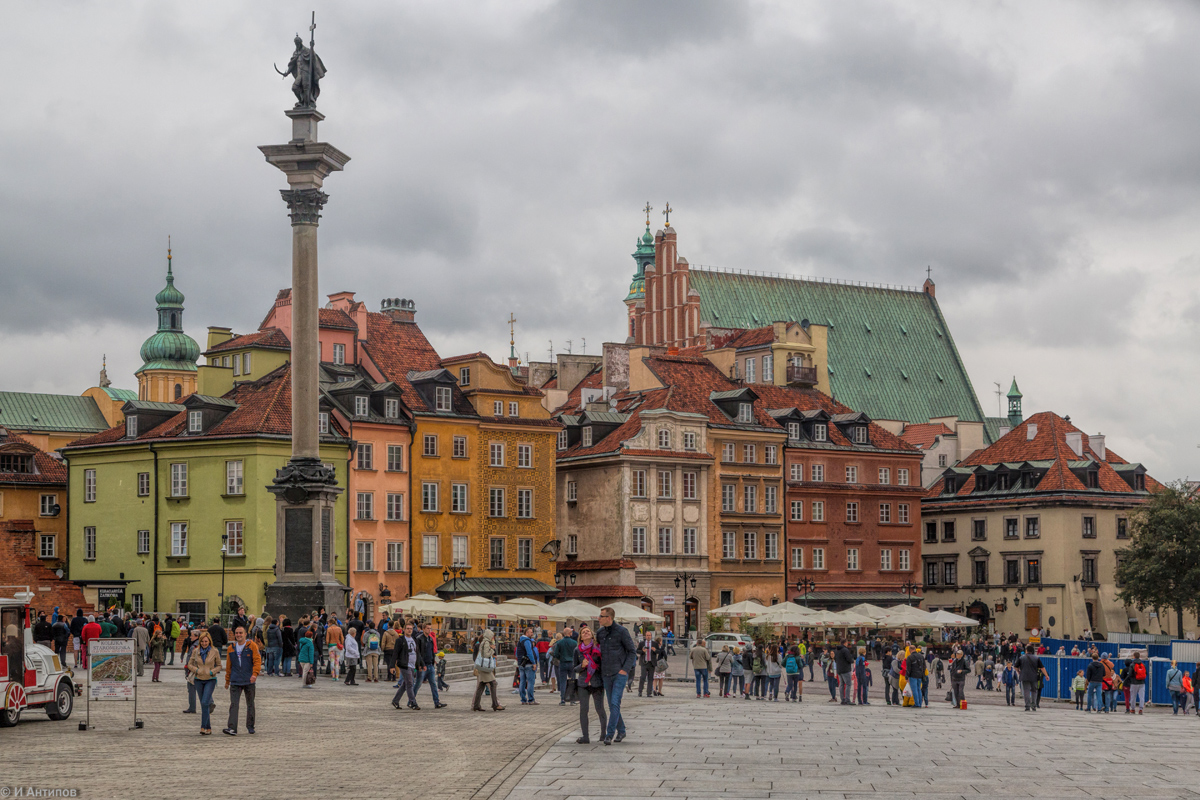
<box><xmin>208</xmin><ymin>618</ymin><xmax>228</xmax><ymax>649</ymax></box>
<box><xmin>1016</xmin><ymin>645</ymin><xmax>1048</xmax><ymax>712</ymax></box>
<box><xmin>391</xmin><ymin>621</ymin><xmax>425</xmax><ymax>710</ymax></box>
<box><xmin>596</xmin><ymin>607</ymin><xmax>637</xmax><ymax>745</ymax></box>
<box><xmin>834</xmin><ymin>641</ymin><xmax>855</xmax><ymax>705</ymax></box>
<box><xmin>1084</xmin><ymin>655</ymin><xmax>1106</xmax><ymax>712</ymax></box>
<box><xmin>905</xmin><ymin>647</ymin><xmax>927</xmax><ymax>707</ymax></box>
<box><xmin>949</xmin><ymin>651</ymin><xmax>970</xmax><ymax>708</ymax></box>
<box><xmin>32</xmin><ymin>613</ymin><xmax>53</xmax><ymax>649</ymax></box>
<box><xmin>636</xmin><ymin>630</ymin><xmax>657</xmax><ymax>697</ymax></box>
<box><xmin>413</xmin><ymin>622</ymin><xmax>447</xmax><ymax>709</ymax></box>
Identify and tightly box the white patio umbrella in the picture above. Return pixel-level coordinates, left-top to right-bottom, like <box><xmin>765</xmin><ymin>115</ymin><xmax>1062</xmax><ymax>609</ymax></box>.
<box><xmin>829</xmin><ymin>610</ymin><xmax>880</xmax><ymax>627</ymax></box>
<box><xmin>879</xmin><ymin>606</ymin><xmax>940</xmax><ymax>629</ymax></box>
<box><xmin>551</xmin><ymin>599</ymin><xmax>603</xmax><ymax>620</ymax></box>
<box><xmin>379</xmin><ymin>593</ymin><xmax>449</xmax><ymax>616</ymax></box>
<box><xmin>606</xmin><ymin>601</ymin><xmax>665</xmax><ymax>624</ymax></box>
<box><xmin>929</xmin><ymin>609</ymin><xmax>981</xmax><ymax>627</ymax></box>
<box><xmin>843</xmin><ymin>603</ymin><xmax>893</xmax><ymax>622</ymax></box>
<box><xmin>496</xmin><ymin>598</ymin><xmax>568</xmax><ymax>621</ymax></box>
<box><xmin>747</xmin><ymin>606</ymin><xmax>819</xmax><ymax>626</ymax></box>
<box><xmin>441</xmin><ymin>596</ymin><xmax>520</xmax><ymax>621</ymax></box>
<box><xmin>710</xmin><ymin>599</ymin><xmax>771</xmax><ymax>618</ymax></box>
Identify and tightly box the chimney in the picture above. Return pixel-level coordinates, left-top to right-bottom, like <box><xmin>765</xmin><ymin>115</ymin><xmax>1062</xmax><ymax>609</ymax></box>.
<box><xmin>1065</xmin><ymin>431</ymin><xmax>1083</xmax><ymax>458</ymax></box>
<box><xmin>923</xmin><ymin>277</ymin><xmax>936</xmax><ymax>298</ymax></box>
<box><xmin>998</xmin><ymin>425</ymin><xmax>1012</xmax><ymax>439</ymax></box>
<box><xmin>1090</xmin><ymin>433</ymin><xmax>1106</xmax><ymax>461</ymax></box>
<box><xmin>381</xmin><ymin>297</ymin><xmax>416</xmax><ymax>323</ymax></box>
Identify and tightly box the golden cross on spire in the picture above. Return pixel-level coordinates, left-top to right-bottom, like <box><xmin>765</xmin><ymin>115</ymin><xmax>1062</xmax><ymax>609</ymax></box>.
<box><xmin>662</xmin><ymin>202</ymin><xmax>672</xmax><ymax>227</ymax></box>
<box><xmin>507</xmin><ymin>312</ymin><xmax>517</xmax><ymax>348</ymax></box>
<box><xmin>643</xmin><ymin>201</ymin><xmax>652</xmax><ymax>227</ymax></box>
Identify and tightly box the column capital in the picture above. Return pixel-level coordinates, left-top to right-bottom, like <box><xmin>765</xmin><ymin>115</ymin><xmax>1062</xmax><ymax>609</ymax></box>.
<box><xmin>280</xmin><ymin>188</ymin><xmax>329</xmax><ymax>226</ymax></box>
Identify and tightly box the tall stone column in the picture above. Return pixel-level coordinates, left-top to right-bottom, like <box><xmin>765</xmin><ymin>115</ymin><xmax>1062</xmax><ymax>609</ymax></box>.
<box><xmin>260</xmin><ymin>105</ymin><xmax>351</xmax><ymax>622</ymax></box>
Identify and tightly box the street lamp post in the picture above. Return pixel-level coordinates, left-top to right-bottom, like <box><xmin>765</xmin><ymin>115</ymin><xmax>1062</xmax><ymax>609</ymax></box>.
<box><xmin>673</xmin><ymin>571</ymin><xmax>700</xmax><ymax>643</ymax></box>
<box><xmin>795</xmin><ymin>578</ymin><xmax>816</xmax><ymax>607</ymax></box>
<box><xmin>219</xmin><ymin>533</ymin><xmax>228</xmax><ymax>622</ymax></box>
<box><xmin>900</xmin><ymin>580</ymin><xmax>921</xmax><ymax>606</ymax></box>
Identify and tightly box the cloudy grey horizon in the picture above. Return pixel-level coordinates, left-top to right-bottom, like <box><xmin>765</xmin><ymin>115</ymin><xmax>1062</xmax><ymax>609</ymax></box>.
<box><xmin>2</xmin><ymin>1</ymin><xmax>1197</xmax><ymax>480</ymax></box>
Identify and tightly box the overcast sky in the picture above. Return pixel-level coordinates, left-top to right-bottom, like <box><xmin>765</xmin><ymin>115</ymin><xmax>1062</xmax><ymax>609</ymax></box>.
<box><xmin>3</xmin><ymin>1</ymin><xmax>1198</xmax><ymax>480</ymax></box>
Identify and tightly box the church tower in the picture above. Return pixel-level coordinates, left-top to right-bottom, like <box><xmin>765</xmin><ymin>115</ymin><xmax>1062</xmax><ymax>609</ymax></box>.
<box><xmin>625</xmin><ymin>204</ymin><xmax>654</xmax><ymax>343</ymax></box>
<box><xmin>1007</xmin><ymin>377</ymin><xmax>1023</xmax><ymax>428</ymax></box>
<box><xmin>136</xmin><ymin>244</ymin><xmax>200</xmax><ymax>402</ymax></box>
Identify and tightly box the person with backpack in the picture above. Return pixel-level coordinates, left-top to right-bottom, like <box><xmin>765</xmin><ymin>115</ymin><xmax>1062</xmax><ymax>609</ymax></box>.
<box><xmin>1166</xmin><ymin>660</ymin><xmax>1186</xmax><ymax>714</ymax></box>
<box><xmin>783</xmin><ymin>646</ymin><xmax>803</xmax><ymax>702</ymax></box>
<box><xmin>1128</xmin><ymin>652</ymin><xmax>1147</xmax><ymax>714</ymax></box>
<box><xmin>361</xmin><ymin>622</ymin><xmax>382</xmax><ymax>683</ymax></box>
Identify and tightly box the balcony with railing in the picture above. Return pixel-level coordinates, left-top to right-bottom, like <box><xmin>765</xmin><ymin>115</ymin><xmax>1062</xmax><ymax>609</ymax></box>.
<box><xmin>786</xmin><ymin>363</ymin><xmax>818</xmax><ymax>387</ymax></box>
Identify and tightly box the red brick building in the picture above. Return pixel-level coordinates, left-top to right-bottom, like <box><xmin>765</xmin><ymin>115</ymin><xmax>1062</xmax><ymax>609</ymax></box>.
<box><xmin>752</xmin><ymin>386</ymin><xmax>925</xmax><ymax>609</ymax></box>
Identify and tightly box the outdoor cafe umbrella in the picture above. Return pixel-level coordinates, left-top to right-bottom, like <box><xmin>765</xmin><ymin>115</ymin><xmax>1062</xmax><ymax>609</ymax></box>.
<box><xmin>929</xmin><ymin>609</ymin><xmax>981</xmax><ymax>627</ymax></box>
<box><xmin>379</xmin><ymin>593</ymin><xmax>449</xmax><ymax>616</ymax></box>
<box><xmin>606</xmin><ymin>601</ymin><xmax>665</xmax><ymax>624</ymax></box>
<box><xmin>709</xmin><ymin>599</ymin><xmax>770</xmax><ymax>618</ymax></box>
<box><xmin>747</xmin><ymin>606</ymin><xmax>820</xmax><ymax>626</ymax></box>
<box><xmin>496</xmin><ymin>597</ymin><xmax>568</xmax><ymax>622</ymax></box>
<box><xmin>843</xmin><ymin>603</ymin><xmax>893</xmax><ymax>622</ymax></box>
<box><xmin>441</xmin><ymin>596</ymin><xmax>520</xmax><ymax>621</ymax></box>
<box><xmin>878</xmin><ymin>606</ymin><xmax>941</xmax><ymax>629</ymax></box>
<box><xmin>550</xmin><ymin>599</ymin><xmax>603</xmax><ymax>620</ymax></box>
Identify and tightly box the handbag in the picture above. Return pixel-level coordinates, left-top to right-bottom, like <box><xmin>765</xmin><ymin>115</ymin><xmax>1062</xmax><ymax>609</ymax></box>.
<box><xmin>304</xmin><ymin>665</ymin><xmax>317</xmax><ymax>685</ymax></box>
<box><xmin>474</xmin><ymin>654</ymin><xmax>496</xmax><ymax>670</ymax></box>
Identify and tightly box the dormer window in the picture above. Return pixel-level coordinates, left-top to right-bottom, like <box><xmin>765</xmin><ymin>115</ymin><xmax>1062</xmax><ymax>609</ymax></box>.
<box><xmin>737</xmin><ymin>403</ymin><xmax>752</xmax><ymax>423</ymax></box>
<box><xmin>557</xmin><ymin>430</ymin><xmax>568</xmax><ymax>450</ymax></box>
<box><xmin>582</xmin><ymin>427</ymin><xmax>593</xmax><ymax>448</ymax></box>
<box><xmin>494</xmin><ymin>401</ymin><xmax>503</xmax><ymax>416</ymax></box>
<box><xmin>435</xmin><ymin>386</ymin><xmax>452</xmax><ymax>412</ymax></box>
<box><xmin>1086</xmin><ymin>470</ymin><xmax>1099</xmax><ymax>489</ymax></box>
<box><xmin>658</xmin><ymin>429</ymin><xmax>671</xmax><ymax>449</ymax></box>
<box><xmin>944</xmin><ymin>477</ymin><xmax>957</xmax><ymax>494</ymax></box>
<box><xmin>385</xmin><ymin>398</ymin><xmax>399</xmax><ymax>419</ymax></box>
<box><xmin>683</xmin><ymin>431</ymin><xmax>697</xmax><ymax>451</ymax></box>
<box><xmin>997</xmin><ymin>473</ymin><xmax>1009</xmax><ymax>490</ymax></box>
<box><xmin>459</xmin><ymin>367</ymin><xmax>470</xmax><ymax>386</ymax></box>
<box><xmin>333</xmin><ymin>343</ymin><xmax>346</xmax><ymax>365</ymax></box>
<box><xmin>813</xmin><ymin>423</ymin><xmax>827</xmax><ymax>442</ymax></box>
<box><xmin>126</xmin><ymin>416</ymin><xmax>138</xmax><ymax>438</ymax></box>
<box><xmin>853</xmin><ymin>426</ymin><xmax>868</xmax><ymax>444</ymax></box>
<box><xmin>187</xmin><ymin>410</ymin><xmax>202</xmax><ymax>434</ymax></box>
<box><xmin>787</xmin><ymin>422</ymin><xmax>800</xmax><ymax>441</ymax></box>
<box><xmin>355</xmin><ymin>396</ymin><xmax>369</xmax><ymax>417</ymax></box>
<box><xmin>319</xmin><ymin>412</ymin><xmax>329</xmax><ymax>434</ymax></box>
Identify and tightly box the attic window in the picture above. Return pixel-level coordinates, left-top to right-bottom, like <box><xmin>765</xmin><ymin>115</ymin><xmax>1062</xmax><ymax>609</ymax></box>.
<box><xmin>435</xmin><ymin>386</ymin><xmax>452</xmax><ymax>412</ymax></box>
<box><xmin>944</xmin><ymin>478</ymin><xmax>957</xmax><ymax>494</ymax></box>
<box><xmin>0</xmin><ymin>454</ymin><xmax>33</xmax><ymax>473</ymax></box>
<box><xmin>1086</xmin><ymin>470</ymin><xmax>1099</xmax><ymax>489</ymax></box>
<box><xmin>787</xmin><ymin>422</ymin><xmax>800</xmax><ymax>441</ymax></box>
<box><xmin>853</xmin><ymin>426</ymin><xmax>868</xmax><ymax>444</ymax></box>
<box><xmin>355</xmin><ymin>396</ymin><xmax>369</xmax><ymax>417</ymax></box>
<box><xmin>737</xmin><ymin>403</ymin><xmax>752</xmax><ymax>423</ymax></box>
<box><xmin>333</xmin><ymin>343</ymin><xmax>346</xmax><ymax>365</ymax></box>
<box><xmin>557</xmin><ymin>430</ymin><xmax>567</xmax><ymax>450</ymax></box>
<box><xmin>582</xmin><ymin>427</ymin><xmax>593</xmax><ymax>448</ymax></box>
<box><xmin>187</xmin><ymin>410</ymin><xmax>202</xmax><ymax>434</ymax></box>
<box><xmin>385</xmin><ymin>398</ymin><xmax>399</xmax><ymax>419</ymax></box>
<box><xmin>126</xmin><ymin>416</ymin><xmax>138</xmax><ymax>438</ymax></box>
<box><xmin>813</xmin><ymin>423</ymin><xmax>827</xmax><ymax>442</ymax></box>
<box><xmin>459</xmin><ymin>367</ymin><xmax>470</xmax><ymax>387</ymax></box>
<box><xmin>319</xmin><ymin>412</ymin><xmax>330</xmax><ymax>434</ymax></box>
<box><xmin>658</xmin><ymin>429</ymin><xmax>671</xmax><ymax>449</ymax></box>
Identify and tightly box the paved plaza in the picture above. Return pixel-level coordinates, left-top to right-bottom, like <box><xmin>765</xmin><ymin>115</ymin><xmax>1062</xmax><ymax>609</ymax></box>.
<box><xmin>3</xmin><ymin>665</ymin><xmax>1198</xmax><ymax>800</ymax></box>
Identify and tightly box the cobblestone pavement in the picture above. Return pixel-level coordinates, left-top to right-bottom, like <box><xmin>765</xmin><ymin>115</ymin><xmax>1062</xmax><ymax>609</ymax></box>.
<box><xmin>0</xmin><ymin>669</ymin><xmax>586</xmax><ymax>800</ymax></box>
<box><xmin>507</xmin><ymin>676</ymin><xmax>1200</xmax><ymax>800</ymax></box>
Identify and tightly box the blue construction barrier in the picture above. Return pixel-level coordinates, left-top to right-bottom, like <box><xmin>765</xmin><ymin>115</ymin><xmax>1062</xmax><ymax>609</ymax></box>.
<box><xmin>1030</xmin><ymin>655</ymin><xmax>1195</xmax><ymax>706</ymax></box>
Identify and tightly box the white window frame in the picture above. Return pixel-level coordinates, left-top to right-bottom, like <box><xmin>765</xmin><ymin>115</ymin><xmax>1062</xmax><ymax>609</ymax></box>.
<box><xmin>387</xmin><ymin>444</ymin><xmax>405</xmax><ymax>472</ymax></box>
<box><xmin>743</xmin><ymin>443</ymin><xmax>756</xmax><ymax>463</ymax></box>
<box><xmin>682</xmin><ymin>471</ymin><xmax>697</xmax><ymax>500</ymax></box>
<box><xmin>422</xmin><ymin>482</ymin><xmax>439</xmax><ymax>512</ymax></box>
<box><xmin>490</xmin><ymin>538</ymin><xmax>506</xmax><ymax>569</ymax></box>
<box><xmin>811</xmin><ymin>501</ymin><xmax>825</xmax><ymax>522</ymax></box>
<box><xmin>582</xmin><ymin>427</ymin><xmax>593</xmax><ymax>447</ymax></box>
<box><xmin>790</xmin><ymin>463</ymin><xmax>803</xmax><ymax>481</ymax></box>
<box><xmin>517</xmin><ymin>443</ymin><xmax>532</xmax><ymax>468</ymax></box>
<box><xmin>899</xmin><ymin>549</ymin><xmax>911</xmax><ymax>571</ymax></box>
<box><xmin>490</xmin><ymin>442</ymin><xmax>505</xmax><ymax>467</ymax></box>
<box><xmin>764</xmin><ymin>485</ymin><xmax>777</xmax><ymax>514</ymax></box>
<box><xmin>567</xmin><ymin>534</ymin><xmax>578</xmax><ymax>555</ymax></box>
<box><xmin>170</xmin><ymin>462</ymin><xmax>188</xmax><ymax>497</ymax></box>
<box><xmin>878</xmin><ymin>468</ymin><xmax>890</xmax><ymax>485</ymax></box>
<box><xmin>898</xmin><ymin>503</ymin><xmax>910</xmax><ymax>524</ymax></box>
<box><xmin>188</xmin><ymin>410</ymin><xmax>202</xmax><ymax>434</ymax></box>
<box><xmin>171</xmin><ymin>522</ymin><xmax>188</xmax><ymax>557</ymax></box>
<box><xmin>898</xmin><ymin>468</ymin><xmax>910</xmax><ymax>486</ymax></box>
<box><xmin>356</xmin><ymin>492</ymin><xmax>374</xmax><ymax>520</ymax></box>
<box><xmin>226</xmin><ymin>460</ymin><xmax>244</xmax><ymax>495</ymax></box>
<box><xmin>658</xmin><ymin>470</ymin><xmax>673</xmax><ymax>499</ymax></box>
<box><xmin>137</xmin><ymin>529</ymin><xmax>151</xmax><ymax>555</ymax></box>
<box><xmin>494</xmin><ymin>400</ymin><xmax>503</xmax><ymax>416</ymax></box>
<box><xmin>39</xmin><ymin>534</ymin><xmax>56</xmax><ymax>559</ymax></box>
<box><xmin>632</xmin><ymin>526</ymin><xmax>647</xmax><ymax>555</ymax></box>
<box><xmin>854</xmin><ymin>426</ymin><xmax>868</xmax><ymax>444</ymax></box>
<box><xmin>813</xmin><ymin>423</ymin><xmax>827</xmax><ymax>442</ymax></box>
<box><xmin>423</xmin><ymin>434</ymin><xmax>438</xmax><ymax>457</ymax></box>
<box><xmin>812</xmin><ymin>547</ymin><xmax>825</xmax><ymax>570</ymax></box>
<box><xmin>743</xmin><ymin>530</ymin><xmax>758</xmax><ymax>559</ymax></box>
<box><xmin>846</xmin><ymin>466</ymin><xmax>858</xmax><ymax>483</ymax></box>
<box><xmin>847</xmin><ymin>548</ymin><xmax>859</xmax><ymax>571</ymax></box>
<box><xmin>811</xmin><ymin>464</ymin><xmax>824</xmax><ymax>482</ymax></box>
<box><xmin>39</xmin><ymin>493</ymin><xmax>57</xmax><ymax>517</ymax></box>
<box><xmin>318</xmin><ymin>412</ymin><xmax>330</xmax><ymax>434</ymax></box>
<box><xmin>509</xmin><ymin>401</ymin><xmax>519</xmax><ymax>417</ymax></box>
<box><xmin>658</xmin><ymin>526</ymin><xmax>673</xmax><ymax>555</ymax></box>
<box><xmin>517</xmin><ymin>537</ymin><xmax>533</xmax><ymax>569</ymax></box>
<box><xmin>846</xmin><ymin>502</ymin><xmax>859</xmax><ymax>523</ymax></box>
<box><xmin>517</xmin><ymin>488</ymin><xmax>533</xmax><ymax>518</ymax></box>
<box><xmin>84</xmin><ymin>526</ymin><xmax>96</xmax><ymax>560</ymax></box>
<box><xmin>385</xmin><ymin>398</ymin><xmax>399</xmax><ymax>419</ymax></box>
<box><xmin>745</xmin><ymin>358</ymin><xmax>756</xmax><ymax>383</ymax></box>
<box><xmin>683</xmin><ymin>431</ymin><xmax>697</xmax><ymax>451</ymax></box>
<box><xmin>787</xmin><ymin>422</ymin><xmax>800</xmax><ymax>441</ymax></box>
<box><xmin>737</xmin><ymin>402</ymin><xmax>752</xmax><ymax>423</ymax></box>
<box><xmin>387</xmin><ymin>541</ymin><xmax>405</xmax><ymax>572</ymax></box>
<box><xmin>633</xmin><ymin>470</ymin><xmax>647</xmax><ymax>498</ymax></box>
<box><xmin>355</xmin><ymin>396</ymin><xmax>369</xmax><ymax>417</ymax></box>
<box><xmin>566</xmin><ymin>480</ymin><xmax>577</xmax><ymax>502</ymax></box>
<box><xmin>683</xmin><ymin>527</ymin><xmax>698</xmax><ymax>555</ymax></box>
<box><xmin>879</xmin><ymin>503</ymin><xmax>891</xmax><ymax>523</ymax></box>
<box><xmin>435</xmin><ymin>386</ymin><xmax>452</xmax><ymax>412</ymax></box>
<box><xmin>791</xmin><ymin>547</ymin><xmax>803</xmax><ymax>569</ymax></box>
<box><xmin>386</xmin><ymin>493</ymin><xmax>405</xmax><ymax>521</ymax></box>
<box><xmin>722</xmin><ymin>530</ymin><xmax>736</xmax><ymax>560</ymax></box>
<box><xmin>658</xmin><ymin>428</ymin><xmax>671</xmax><ymax>449</ymax></box>
<box><xmin>422</xmin><ymin>535</ymin><xmax>439</xmax><ymax>566</ymax></box>
<box><xmin>451</xmin><ymin>483</ymin><xmax>468</xmax><ymax>513</ymax></box>
<box><xmin>722</xmin><ymin>442</ymin><xmax>735</xmax><ymax>462</ymax></box>
<box><xmin>356</xmin><ymin>540</ymin><xmax>374</xmax><ymax>572</ymax></box>
<box><xmin>557</xmin><ymin>430</ymin><xmax>568</xmax><ymax>450</ymax></box>
<box><xmin>765</xmin><ymin>445</ymin><xmax>777</xmax><ymax>465</ymax></box>
<box><xmin>743</xmin><ymin>484</ymin><xmax>757</xmax><ymax>513</ymax></box>
<box><xmin>137</xmin><ymin>472</ymin><xmax>150</xmax><ymax>497</ymax></box>
<box><xmin>452</xmin><ymin>535</ymin><xmax>469</xmax><ymax>567</ymax></box>
<box><xmin>764</xmin><ymin>530</ymin><xmax>779</xmax><ymax>560</ymax></box>
<box><xmin>126</xmin><ymin>416</ymin><xmax>137</xmax><ymax>438</ymax></box>
<box><xmin>225</xmin><ymin>520</ymin><xmax>244</xmax><ymax>556</ymax></box>
<box><xmin>459</xmin><ymin>367</ymin><xmax>470</xmax><ymax>386</ymax></box>
<box><xmin>763</xmin><ymin>354</ymin><xmax>773</xmax><ymax>382</ymax></box>
<box><xmin>453</xmin><ymin>436</ymin><xmax>467</xmax><ymax>458</ymax></box>
<box><xmin>242</xmin><ymin>352</ymin><xmax>251</xmax><ymax>375</ymax></box>
<box><xmin>489</xmin><ymin>487</ymin><xmax>506</xmax><ymax>518</ymax></box>
<box><xmin>790</xmin><ymin>500</ymin><xmax>803</xmax><ymax>521</ymax></box>
<box><xmin>721</xmin><ymin>484</ymin><xmax>735</xmax><ymax>512</ymax></box>
<box><xmin>357</xmin><ymin>443</ymin><xmax>373</xmax><ymax>470</ymax></box>
<box><xmin>881</xmin><ymin>548</ymin><xmax>892</xmax><ymax>571</ymax></box>
<box><xmin>332</xmin><ymin>343</ymin><xmax>346</xmax><ymax>365</ymax></box>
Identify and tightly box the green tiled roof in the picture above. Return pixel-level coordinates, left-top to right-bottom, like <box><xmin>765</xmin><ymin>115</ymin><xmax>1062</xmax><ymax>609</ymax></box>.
<box><xmin>689</xmin><ymin>270</ymin><xmax>989</xmax><ymax>429</ymax></box>
<box><xmin>0</xmin><ymin>392</ymin><xmax>110</xmax><ymax>433</ymax></box>
<box><xmin>102</xmin><ymin>387</ymin><xmax>137</xmax><ymax>402</ymax></box>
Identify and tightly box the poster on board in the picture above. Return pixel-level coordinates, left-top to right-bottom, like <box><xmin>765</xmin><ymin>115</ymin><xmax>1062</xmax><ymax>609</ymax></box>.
<box><xmin>89</xmin><ymin>638</ymin><xmax>135</xmax><ymax>701</ymax></box>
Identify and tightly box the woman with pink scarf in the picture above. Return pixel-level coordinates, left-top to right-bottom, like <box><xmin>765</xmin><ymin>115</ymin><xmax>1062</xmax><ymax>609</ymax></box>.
<box><xmin>574</xmin><ymin>626</ymin><xmax>608</xmax><ymax>744</ymax></box>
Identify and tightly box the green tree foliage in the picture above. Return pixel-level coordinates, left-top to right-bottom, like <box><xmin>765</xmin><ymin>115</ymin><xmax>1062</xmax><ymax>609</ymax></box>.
<box><xmin>1115</xmin><ymin>481</ymin><xmax>1200</xmax><ymax>636</ymax></box>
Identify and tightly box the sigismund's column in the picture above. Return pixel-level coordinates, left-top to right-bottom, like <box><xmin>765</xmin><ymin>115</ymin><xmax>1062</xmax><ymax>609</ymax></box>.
<box><xmin>260</xmin><ymin>28</ymin><xmax>351</xmax><ymax>622</ymax></box>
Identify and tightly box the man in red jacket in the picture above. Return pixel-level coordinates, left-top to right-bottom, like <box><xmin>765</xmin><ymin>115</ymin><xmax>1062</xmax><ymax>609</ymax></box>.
<box><xmin>80</xmin><ymin>615</ymin><xmax>102</xmax><ymax>669</ymax></box>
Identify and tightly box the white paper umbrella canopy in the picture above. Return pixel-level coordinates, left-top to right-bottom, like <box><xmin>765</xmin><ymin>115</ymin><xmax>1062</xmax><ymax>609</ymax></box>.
<box><xmin>748</xmin><ymin>606</ymin><xmax>819</xmax><ymax>626</ymax></box>
<box><xmin>606</xmin><ymin>601</ymin><xmax>664</xmax><ymax>623</ymax></box>
<box><xmin>380</xmin><ymin>593</ymin><xmax>450</xmax><ymax>616</ymax></box>
<box><xmin>710</xmin><ymin>599</ymin><xmax>771</xmax><ymax>618</ymax></box>
<box><xmin>551</xmin><ymin>599</ymin><xmax>603</xmax><ymax>619</ymax></box>
<box><xmin>495</xmin><ymin>598</ymin><xmax>568</xmax><ymax>621</ymax></box>
<box><xmin>829</xmin><ymin>610</ymin><xmax>880</xmax><ymax>627</ymax></box>
<box><xmin>879</xmin><ymin>606</ymin><xmax>941</xmax><ymax>628</ymax></box>
<box><xmin>843</xmin><ymin>603</ymin><xmax>893</xmax><ymax>622</ymax></box>
<box><xmin>930</xmin><ymin>609</ymin><xmax>981</xmax><ymax>627</ymax></box>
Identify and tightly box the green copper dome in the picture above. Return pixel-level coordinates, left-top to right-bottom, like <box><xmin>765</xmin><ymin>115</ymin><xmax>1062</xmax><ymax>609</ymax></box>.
<box><xmin>626</xmin><ymin>223</ymin><xmax>655</xmax><ymax>302</ymax></box>
<box><xmin>136</xmin><ymin>249</ymin><xmax>199</xmax><ymax>374</ymax></box>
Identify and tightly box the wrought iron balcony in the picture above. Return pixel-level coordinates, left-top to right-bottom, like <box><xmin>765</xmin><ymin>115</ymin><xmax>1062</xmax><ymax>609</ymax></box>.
<box><xmin>786</xmin><ymin>364</ymin><xmax>818</xmax><ymax>387</ymax></box>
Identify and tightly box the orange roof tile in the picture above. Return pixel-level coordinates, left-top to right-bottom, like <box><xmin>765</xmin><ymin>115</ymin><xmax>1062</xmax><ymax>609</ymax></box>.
<box><xmin>0</xmin><ymin>429</ymin><xmax>67</xmax><ymax>485</ymax></box>
<box><xmin>204</xmin><ymin>327</ymin><xmax>291</xmax><ymax>355</ymax></box>
<box><xmin>900</xmin><ymin>422</ymin><xmax>954</xmax><ymax>450</ymax></box>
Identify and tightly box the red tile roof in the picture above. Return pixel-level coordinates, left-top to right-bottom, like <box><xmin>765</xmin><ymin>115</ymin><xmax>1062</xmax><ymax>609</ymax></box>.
<box><xmin>557</xmin><ymin>560</ymin><xmax>637</xmax><ymax>572</ymax></box>
<box><xmin>900</xmin><ymin>422</ymin><xmax>954</xmax><ymax>450</ymax></box>
<box><xmin>360</xmin><ymin>312</ymin><xmax>475</xmax><ymax>416</ymax></box>
<box><xmin>558</xmin><ymin>585</ymin><xmax>645</xmax><ymax>599</ymax></box>
<box><xmin>749</xmin><ymin>383</ymin><xmax>916</xmax><ymax>452</ymax></box>
<box><xmin>318</xmin><ymin>308</ymin><xmax>358</xmax><ymax>331</ymax></box>
<box><xmin>926</xmin><ymin>411</ymin><xmax>1156</xmax><ymax>499</ymax></box>
<box><xmin>0</xmin><ymin>430</ymin><xmax>67</xmax><ymax>485</ymax></box>
<box><xmin>440</xmin><ymin>352</ymin><xmax>489</xmax><ymax>364</ymax></box>
<box><xmin>554</xmin><ymin>366</ymin><xmax>604</xmax><ymax>415</ymax></box>
<box><xmin>204</xmin><ymin>327</ymin><xmax>291</xmax><ymax>355</ymax></box>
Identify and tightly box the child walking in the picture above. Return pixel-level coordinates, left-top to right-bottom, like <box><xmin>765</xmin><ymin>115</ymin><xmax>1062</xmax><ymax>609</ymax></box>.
<box><xmin>1072</xmin><ymin>669</ymin><xmax>1087</xmax><ymax>710</ymax></box>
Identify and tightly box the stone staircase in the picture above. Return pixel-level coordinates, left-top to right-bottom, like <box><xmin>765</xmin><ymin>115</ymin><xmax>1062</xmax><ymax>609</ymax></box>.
<box><xmin>442</xmin><ymin>653</ymin><xmax>516</xmax><ymax>682</ymax></box>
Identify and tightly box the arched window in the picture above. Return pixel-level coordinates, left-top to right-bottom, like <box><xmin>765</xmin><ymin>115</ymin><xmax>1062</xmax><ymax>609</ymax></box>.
<box><xmin>170</xmin><ymin>312</ymin><xmax>178</xmax><ymax>328</ymax></box>
<box><xmin>174</xmin><ymin>383</ymin><xmax>182</xmax><ymax>400</ymax></box>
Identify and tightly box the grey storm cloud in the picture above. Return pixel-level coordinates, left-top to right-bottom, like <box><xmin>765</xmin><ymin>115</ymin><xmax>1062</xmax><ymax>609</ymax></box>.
<box><xmin>2</xmin><ymin>1</ymin><xmax>1199</xmax><ymax>479</ymax></box>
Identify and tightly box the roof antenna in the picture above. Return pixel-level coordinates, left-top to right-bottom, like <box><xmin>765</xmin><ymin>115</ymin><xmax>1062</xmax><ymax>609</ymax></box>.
<box><xmin>994</xmin><ymin>382</ymin><xmax>1003</xmax><ymax>418</ymax></box>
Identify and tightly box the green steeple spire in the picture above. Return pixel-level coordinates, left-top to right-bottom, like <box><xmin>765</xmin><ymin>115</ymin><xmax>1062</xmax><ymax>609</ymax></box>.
<box><xmin>137</xmin><ymin>240</ymin><xmax>200</xmax><ymax>375</ymax></box>
<box><xmin>626</xmin><ymin>203</ymin><xmax>654</xmax><ymax>302</ymax></box>
<box><xmin>1006</xmin><ymin>377</ymin><xmax>1022</xmax><ymax>427</ymax></box>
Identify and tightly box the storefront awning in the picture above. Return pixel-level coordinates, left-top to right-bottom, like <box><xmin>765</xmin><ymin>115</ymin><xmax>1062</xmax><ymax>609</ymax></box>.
<box><xmin>434</xmin><ymin>577</ymin><xmax>558</xmax><ymax>598</ymax></box>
